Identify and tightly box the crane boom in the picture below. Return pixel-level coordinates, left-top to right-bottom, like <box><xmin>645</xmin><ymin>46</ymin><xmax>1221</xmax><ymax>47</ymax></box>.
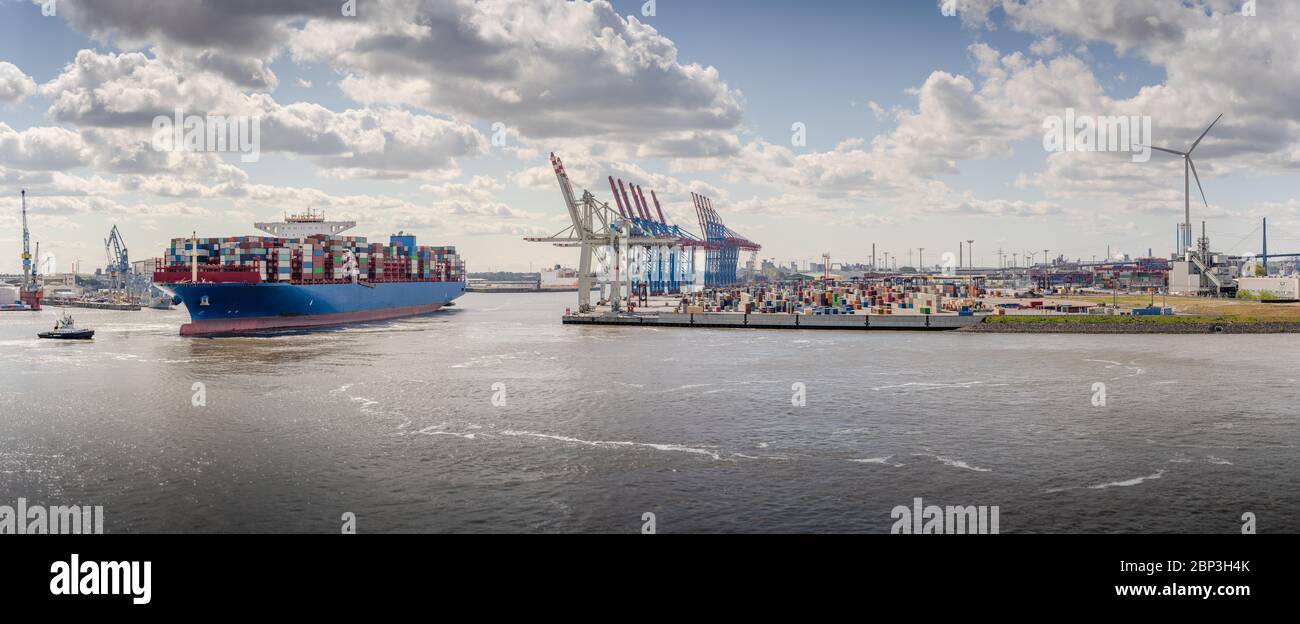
<box><xmin>21</xmin><ymin>190</ymin><xmax>32</xmax><ymax>285</ymax></box>
<box><xmin>104</xmin><ymin>225</ymin><xmax>131</xmax><ymax>292</ymax></box>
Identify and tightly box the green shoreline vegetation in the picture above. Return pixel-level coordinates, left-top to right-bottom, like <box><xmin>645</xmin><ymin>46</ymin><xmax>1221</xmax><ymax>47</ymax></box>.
<box><xmin>973</xmin><ymin>294</ymin><xmax>1300</xmax><ymax>330</ymax></box>
<box><xmin>982</xmin><ymin>314</ymin><xmax>1236</xmax><ymax>325</ymax></box>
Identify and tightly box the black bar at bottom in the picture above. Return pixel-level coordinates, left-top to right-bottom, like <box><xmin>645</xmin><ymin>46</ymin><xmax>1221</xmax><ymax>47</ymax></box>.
<box><xmin>1</xmin><ymin>535</ymin><xmax>1289</xmax><ymax>613</ymax></box>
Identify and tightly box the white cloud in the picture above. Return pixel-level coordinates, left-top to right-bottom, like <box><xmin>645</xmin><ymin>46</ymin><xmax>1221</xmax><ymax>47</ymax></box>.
<box><xmin>41</xmin><ymin>49</ymin><xmax>243</xmax><ymax>127</ymax></box>
<box><xmin>0</xmin><ymin>61</ymin><xmax>38</xmax><ymax>103</ymax></box>
<box><xmin>0</xmin><ymin>123</ymin><xmax>91</xmax><ymax>171</ymax></box>
<box><xmin>1029</xmin><ymin>35</ymin><xmax>1060</xmax><ymax>56</ymax></box>
<box><xmin>40</xmin><ymin>49</ymin><xmax>488</xmax><ymax>180</ymax></box>
<box><xmin>289</xmin><ymin>0</ymin><xmax>744</xmax><ymax>155</ymax></box>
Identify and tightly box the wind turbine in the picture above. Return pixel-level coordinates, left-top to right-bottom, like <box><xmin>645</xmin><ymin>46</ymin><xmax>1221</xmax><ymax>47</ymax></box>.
<box><xmin>1147</xmin><ymin>114</ymin><xmax>1222</xmax><ymax>252</ymax></box>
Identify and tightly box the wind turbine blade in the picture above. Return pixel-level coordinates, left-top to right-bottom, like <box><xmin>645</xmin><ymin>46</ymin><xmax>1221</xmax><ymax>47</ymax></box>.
<box><xmin>1188</xmin><ymin>113</ymin><xmax>1223</xmax><ymax>154</ymax></box>
<box><xmin>1142</xmin><ymin>145</ymin><xmax>1186</xmax><ymax>156</ymax></box>
<box><xmin>1188</xmin><ymin>158</ymin><xmax>1209</xmax><ymax>208</ymax></box>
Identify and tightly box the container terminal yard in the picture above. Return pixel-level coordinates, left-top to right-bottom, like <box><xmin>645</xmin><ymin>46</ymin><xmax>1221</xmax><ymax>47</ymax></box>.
<box><xmin>531</xmin><ymin>152</ymin><xmax>1300</xmax><ymax>333</ymax></box>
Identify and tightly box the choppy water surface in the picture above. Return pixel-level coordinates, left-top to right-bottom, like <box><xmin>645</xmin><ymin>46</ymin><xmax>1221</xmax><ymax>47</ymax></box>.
<box><xmin>2</xmin><ymin>293</ymin><xmax>1296</xmax><ymax>533</ymax></box>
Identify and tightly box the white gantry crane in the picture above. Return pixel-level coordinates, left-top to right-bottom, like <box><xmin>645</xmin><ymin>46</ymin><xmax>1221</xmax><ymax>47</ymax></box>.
<box><xmin>526</xmin><ymin>153</ymin><xmax>682</xmax><ymax>314</ymax></box>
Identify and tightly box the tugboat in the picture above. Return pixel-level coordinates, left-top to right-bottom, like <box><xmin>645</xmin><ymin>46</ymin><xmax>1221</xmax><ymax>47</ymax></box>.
<box><xmin>38</xmin><ymin>312</ymin><xmax>95</xmax><ymax>340</ymax></box>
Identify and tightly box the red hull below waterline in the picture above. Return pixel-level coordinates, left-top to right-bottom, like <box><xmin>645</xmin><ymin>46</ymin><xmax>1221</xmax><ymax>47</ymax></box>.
<box><xmin>179</xmin><ymin>302</ymin><xmax>445</xmax><ymax>336</ymax></box>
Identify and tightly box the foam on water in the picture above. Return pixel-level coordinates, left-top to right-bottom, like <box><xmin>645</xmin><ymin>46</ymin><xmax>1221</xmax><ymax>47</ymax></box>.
<box><xmin>849</xmin><ymin>456</ymin><xmax>905</xmax><ymax>468</ymax></box>
<box><xmin>924</xmin><ymin>454</ymin><xmax>992</xmax><ymax>472</ymax></box>
<box><xmin>1089</xmin><ymin>470</ymin><xmax>1165</xmax><ymax>490</ymax></box>
<box><xmin>500</xmin><ymin>430</ymin><xmax>724</xmax><ymax>461</ymax></box>
<box><xmin>1085</xmin><ymin>358</ymin><xmax>1146</xmax><ymax>379</ymax></box>
<box><xmin>871</xmin><ymin>381</ymin><xmax>1006</xmax><ymax>392</ymax></box>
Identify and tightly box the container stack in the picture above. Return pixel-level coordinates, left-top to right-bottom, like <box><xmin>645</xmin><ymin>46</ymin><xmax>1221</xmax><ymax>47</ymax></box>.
<box><xmin>289</xmin><ymin>240</ymin><xmax>312</xmax><ymax>281</ymax></box>
<box><xmin>161</xmin><ymin>232</ymin><xmax>463</xmax><ymax>284</ymax></box>
<box><xmin>681</xmin><ymin>279</ymin><xmax>984</xmax><ymax>316</ymax></box>
<box><xmin>165</xmin><ymin>238</ymin><xmax>218</xmax><ymax>265</ymax></box>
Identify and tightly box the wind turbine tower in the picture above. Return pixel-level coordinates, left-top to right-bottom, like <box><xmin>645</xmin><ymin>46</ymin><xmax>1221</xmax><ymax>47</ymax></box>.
<box><xmin>1149</xmin><ymin>114</ymin><xmax>1222</xmax><ymax>253</ymax></box>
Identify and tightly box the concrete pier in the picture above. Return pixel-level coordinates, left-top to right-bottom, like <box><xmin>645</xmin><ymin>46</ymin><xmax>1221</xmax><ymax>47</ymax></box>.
<box><xmin>562</xmin><ymin>311</ymin><xmax>981</xmax><ymax>330</ymax></box>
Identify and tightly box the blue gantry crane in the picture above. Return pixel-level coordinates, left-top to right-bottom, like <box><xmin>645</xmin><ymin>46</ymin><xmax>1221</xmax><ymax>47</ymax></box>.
<box><xmin>692</xmin><ymin>192</ymin><xmax>760</xmax><ymax>287</ymax></box>
<box><xmin>105</xmin><ymin>225</ymin><xmax>130</xmax><ymax>291</ymax></box>
<box><xmin>607</xmin><ymin>176</ymin><xmax>702</xmax><ymax>295</ymax></box>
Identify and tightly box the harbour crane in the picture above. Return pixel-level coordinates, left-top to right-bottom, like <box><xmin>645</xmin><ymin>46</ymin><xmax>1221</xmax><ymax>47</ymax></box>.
<box><xmin>526</xmin><ymin>153</ymin><xmax>685</xmax><ymax>313</ymax></box>
<box><xmin>18</xmin><ymin>190</ymin><xmax>44</xmax><ymax>310</ymax></box>
<box><xmin>105</xmin><ymin>225</ymin><xmax>130</xmax><ymax>292</ymax></box>
<box><xmin>692</xmin><ymin>192</ymin><xmax>760</xmax><ymax>287</ymax></box>
<box><xmin>608</xmin><ymin>177</ymin><xmax>702</xmax><ymax>296</ymax></box>
<box><xmin>21</xmin><ymin>191</ymin><xmax>32</xmax><ymax>284</ymax></box>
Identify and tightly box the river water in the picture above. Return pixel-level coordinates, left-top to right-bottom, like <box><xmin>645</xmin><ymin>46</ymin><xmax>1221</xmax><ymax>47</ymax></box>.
<box><xmin>2</xmin><ymin>293</ymin><xmax>1296</xmax><ymax>533</ymax></box>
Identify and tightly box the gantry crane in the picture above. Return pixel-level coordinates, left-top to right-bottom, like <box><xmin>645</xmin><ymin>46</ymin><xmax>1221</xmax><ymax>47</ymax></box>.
<box><xmin>526</xmin><ymin>153</ymin><xmax>685</xmax><ymax>313</ymax></box>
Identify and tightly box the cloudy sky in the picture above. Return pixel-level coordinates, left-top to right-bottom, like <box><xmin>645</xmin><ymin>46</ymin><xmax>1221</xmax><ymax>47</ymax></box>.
<box><xmin>2</xmin><ymin>0</ymin><xmax>1299</xmax><ymax>273</ymax></box>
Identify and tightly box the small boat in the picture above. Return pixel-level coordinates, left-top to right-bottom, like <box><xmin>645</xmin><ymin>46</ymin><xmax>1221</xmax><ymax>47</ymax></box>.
<box><xmin>38</xmin><ymin>312</ymin><xmax>95</xmax><ymax>340</ymax></box>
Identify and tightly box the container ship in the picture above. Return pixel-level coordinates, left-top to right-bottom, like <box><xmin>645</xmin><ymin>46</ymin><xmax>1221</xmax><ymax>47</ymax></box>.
<box><xmin>153</xmin><ymin>211</ymin><xmax>465</xmax><ymax>335</ymax></box>
<box><xmin>540</xmin><ymin>265</ymin><xmax>583</xmax><ymax>292</ymax></box>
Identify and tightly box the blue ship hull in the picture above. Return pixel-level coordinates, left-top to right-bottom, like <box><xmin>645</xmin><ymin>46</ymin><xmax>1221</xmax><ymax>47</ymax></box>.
<box><xmin>161</xmin><ymin>280</ymin><xmax>465</xmax><ymax>335</ymax></box>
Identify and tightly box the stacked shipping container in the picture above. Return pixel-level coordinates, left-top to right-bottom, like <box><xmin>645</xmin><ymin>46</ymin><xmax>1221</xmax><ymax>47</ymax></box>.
<box><xmin>683</xmin><ymin>281</ymin><xmax>986</xmax><ymax>316</ymax></box>
<box><xmin>162</xmin><ymin>234</ymin><xmax>465</xmax><ymax>284</ymax></box>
